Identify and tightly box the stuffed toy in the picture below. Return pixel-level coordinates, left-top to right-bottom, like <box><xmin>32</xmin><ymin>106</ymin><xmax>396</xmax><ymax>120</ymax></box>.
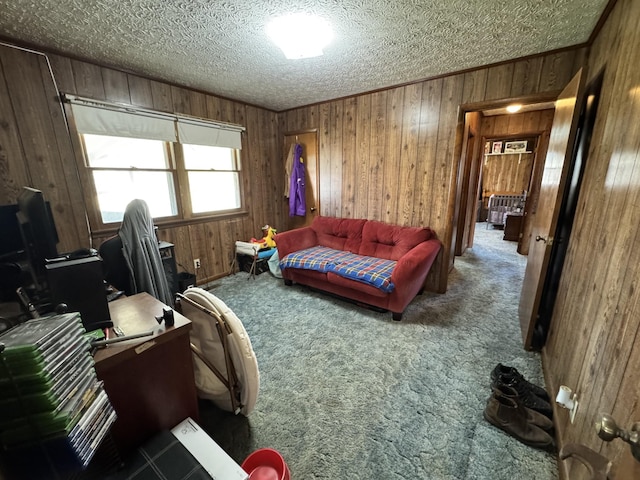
<box><xmin>251</xmin><ymin>224</ymin><xmax>277</xmax><ymax>250</ymax></box>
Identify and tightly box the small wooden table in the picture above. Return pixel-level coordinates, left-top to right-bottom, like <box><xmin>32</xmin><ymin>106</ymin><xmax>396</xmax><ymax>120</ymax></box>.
<box><xmin>503</xmin><ymin>212</ymin><xmax>524</xmax><ymax>241</ymax></box>
<box><xmin>93</xmin><ymin>293</ymin><xmax>199</xmax><ymax>453</ymax></box>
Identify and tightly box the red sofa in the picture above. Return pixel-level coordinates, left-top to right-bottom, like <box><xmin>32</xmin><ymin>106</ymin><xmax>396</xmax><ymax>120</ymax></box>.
<box><xmin>275</xmin><ymin>216</ymin><xmax>441</xmax><ymax>320</ymax></box>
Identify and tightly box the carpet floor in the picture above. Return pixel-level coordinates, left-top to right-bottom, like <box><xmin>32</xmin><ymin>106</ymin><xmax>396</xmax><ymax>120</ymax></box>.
<box><xmin>197</xmin><ymin>224</ymin><xmax>558</xmax><ymax>479</ymax></box>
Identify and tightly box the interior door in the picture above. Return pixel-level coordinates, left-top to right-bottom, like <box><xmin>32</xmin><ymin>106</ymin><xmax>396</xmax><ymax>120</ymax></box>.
<box><xmin>283</xmin><ymin>131</ymin><xmax>319</xmax><ymax>229</ymax></box>
<box><xmin>518</xmin><ymin>70</ymin><xmax>584</xmax><ymax>349</ymax></box>
<box><xmin>531</xmin><ymin>71</ymin><xmax>603</xmax><ymax>350</ymax></box>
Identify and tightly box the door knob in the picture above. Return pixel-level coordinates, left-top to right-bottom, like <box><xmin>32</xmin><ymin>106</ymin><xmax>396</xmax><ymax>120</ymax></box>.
<box><xmin>536</xmin><ymin>235</ymin><xmax>547</xmax><ymax>243</ymax></box>
<box><xmin>595</xmin><ymin>413</ymin><xmax>640</xmax><ymax>462</ymax></box>
<box><xmin>310</xmin><ymin>207</ymin><xmax>316</xmax><ymax>212</ymax></box>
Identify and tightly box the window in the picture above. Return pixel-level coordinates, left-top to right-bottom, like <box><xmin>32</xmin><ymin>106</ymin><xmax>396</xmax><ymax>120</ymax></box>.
<box><xmin>68</xmin><ymin>95</ymin><xmax>245</xmax><ymax>227</ymax></box>
<box><xmin>183</xmin><ymin>144</ymin><xmax>241</xmax><ymax>214</ymax></box>
<box><xmin>83</xmin><ymin>134</ymin><xmax>177</xmax><ymax>223</ymax></box>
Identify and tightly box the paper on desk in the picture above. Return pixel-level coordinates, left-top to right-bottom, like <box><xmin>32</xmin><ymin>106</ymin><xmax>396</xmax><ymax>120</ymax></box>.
<box><xmin>172</xmin><ymin>417</ymin><xmax>249</xmax><ymax>480</ymax></box>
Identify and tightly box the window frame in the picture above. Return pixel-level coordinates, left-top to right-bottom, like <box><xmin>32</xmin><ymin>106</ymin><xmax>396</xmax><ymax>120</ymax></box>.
<box><xmin>64</xmin><ymin>96</ymin><xmax>247</xmax><ymax>234</ymax></box>
<box><xmin>174</xmin><ymin>144</ymin><xmax>245</xmax><ymax>219</ymax></box>
<box><xmin>76</xmin><ymin>132</ymin><xmax>246</xmax><ymax>234</ymax></box>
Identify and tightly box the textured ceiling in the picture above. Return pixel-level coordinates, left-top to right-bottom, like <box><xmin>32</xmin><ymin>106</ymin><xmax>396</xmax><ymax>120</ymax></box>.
<box><xmin>0</xmin><ymin>0</ymin><xmax>608</xmax><ymax>111</ymax></box>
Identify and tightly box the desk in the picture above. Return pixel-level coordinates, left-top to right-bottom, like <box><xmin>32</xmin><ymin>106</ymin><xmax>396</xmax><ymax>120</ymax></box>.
<box><xmin>94</xmin><ymin>293</ymin><xmax>199</xmax><ymax>453</ymax></box>
<box><xmin>503</xmin><ymin>212</ymin><xmax>524</xmax><ymax>241</ymax></box>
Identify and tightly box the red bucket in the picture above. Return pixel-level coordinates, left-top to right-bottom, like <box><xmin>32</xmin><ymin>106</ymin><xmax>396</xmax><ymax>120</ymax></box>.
<box><xmin>241</xmin><ymin>448</ymin><xmax>290</xmax><ymax>480</ymax></box>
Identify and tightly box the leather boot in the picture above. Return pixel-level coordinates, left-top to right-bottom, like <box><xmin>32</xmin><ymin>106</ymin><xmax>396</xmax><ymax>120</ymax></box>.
<box><xmin>491</xmin><ymin>363</ymin><xmax>550</xmax><ymax>401</ymax></box>
<box><xmin>483</xmin><ymin>394</ymin><xmax>555</xmax><ymax>451</ymax></box>
<box><xmin>491</xmin><ymin>384</ymin><xmax>554</xmax><ymax>432</ymax></box>
<box><xmin>492</xmin><ymin>373</ymin><xmax>553</xmax><ymax>419</ymax></box>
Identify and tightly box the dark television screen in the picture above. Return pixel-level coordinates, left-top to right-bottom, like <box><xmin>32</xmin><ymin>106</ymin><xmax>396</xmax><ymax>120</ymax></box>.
<box><xmin>0</xmin><ymin>204</ymin><xmax>23</xmax><ymax>259</ymax></box>
<box><xmin>17</xmin><ymin>187</ymin><xmax>59</xmax><ymax>288</ymax></box>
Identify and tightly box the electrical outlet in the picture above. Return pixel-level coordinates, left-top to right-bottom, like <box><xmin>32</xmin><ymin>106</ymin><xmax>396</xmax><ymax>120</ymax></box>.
<box><xmin>194</xmin><ymin>258</ymin><xmax>201</xmax><ymax>269</ymax></box>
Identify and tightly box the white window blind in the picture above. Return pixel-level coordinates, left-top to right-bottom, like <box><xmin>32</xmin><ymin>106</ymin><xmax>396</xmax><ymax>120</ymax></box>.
<box><xmin>177</xmin><ymin>119</ymin><xmax>242</xmax><ymax>149</ymax></box>
<box><xmin>66</xmin><ymin>95</ymin><xmax>244</xmax><ymax>147</ymax></box>
<box><xmin>71</xmin><ymin>103</ymin><xmax>177</xmax><ymax>141</ymax></box>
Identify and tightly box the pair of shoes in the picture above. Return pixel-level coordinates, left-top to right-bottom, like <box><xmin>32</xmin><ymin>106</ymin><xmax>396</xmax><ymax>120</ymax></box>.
<box><xmin>484</xmin><ymin>386</ymin><xmax>556</xmax><ymax>452</ymax></box>
<box><xmin>491</xmin><ymin>364</ymin><xmax>553</xmax><ymax>419</ymax></box>
<box><xmin>491</xmin><ymin>363</ymin><xmax>550</xmax><ymax>401</ymax></box>
<box><xmin>491</xmin><ymin>384</ymin><xmax>554</xmax><ymax>433</ymax></box>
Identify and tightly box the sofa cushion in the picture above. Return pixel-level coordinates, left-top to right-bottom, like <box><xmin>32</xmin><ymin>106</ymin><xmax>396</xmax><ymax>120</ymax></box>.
<box><xmin>280</xmin><ymin>246</ymin><xmax>355</xmax><ymax>273</ymax></box>
<box><xmin>329</xmin><ymin>255</ymin><xmax>396</xmax><ymax>293</ymax></box>
<box><xmin>311</xmin><ymin>217</ymin><xmax>366</xmax><ymax>253</ymax></box>
<box><xmin>359</xmin><ymin>221</ymin><xmax>434</xmax><ymax>261</ymax></box>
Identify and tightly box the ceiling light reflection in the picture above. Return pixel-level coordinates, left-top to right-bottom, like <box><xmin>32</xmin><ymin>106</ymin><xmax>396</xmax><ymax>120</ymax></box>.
<box><xmin>267</xmin><ymin>13</ymin><xmax>333</xmax><ymax>60</ymax></box>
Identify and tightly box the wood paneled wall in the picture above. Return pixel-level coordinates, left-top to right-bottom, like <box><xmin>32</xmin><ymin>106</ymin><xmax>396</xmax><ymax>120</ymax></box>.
<box><xmin>0</xmin><ymin>44</ymin><xmax>283</xmax><ymax>285</ymax></box>
<box><xmin>0</xmin><ymin>41</ymin><xmax>584</xmax><ymax>292</ymax></box>
<box><xmin>0</xmin><ymin>46</ymin><xmax>90</xmax><ymax>251</ymax></box>
<box><xmin>481</xmin><ymin>110</ymin><xmax>556</xmax><ymax>138</ymax></box>
<box><xmin>479</xmin><ymin>110</ymin><xmax>555</xmax><ymax>199</ymax></box>
<box><xmin>543</xmin><ymin>0</ymin><xmax>640</xmax><ymax>477</ymax></box>
<box><xmin>4</xmin><ymin>6</ymin><xmax>640</xmax><ymax>475</ymax></box>
<box><xmin>279</xmin><ymin>52</ymin><xmax>585</xmax><ymax>291</ymax></box>
<box><xmin>481</xmin><ymin>152</ymin><xmax>533</xmax><ymax>196</ymax></box>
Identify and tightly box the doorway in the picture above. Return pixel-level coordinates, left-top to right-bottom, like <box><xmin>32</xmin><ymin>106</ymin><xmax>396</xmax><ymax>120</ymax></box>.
<box><xmin>455</xmin><ymin>106</ymin><xmax>556</xmax><ymax>257</ymax></box>
<box><xmin>453</xmin><ymin>70</ymin><xmax>598</xmax><ymax>350</ymax></box>
<box><xmin>453</xmin><ymin>86</ymin><xmax>593</xmax><ymax>350</ymax></box>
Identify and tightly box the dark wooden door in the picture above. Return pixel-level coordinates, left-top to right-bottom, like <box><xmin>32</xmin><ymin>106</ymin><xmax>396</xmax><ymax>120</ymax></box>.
<box><xmin>519</xmin><ymin>70</ymin><xmax>584</xmax><ymax>349</ymax></box>
<box><xmin>531</xmin><ymin>71</ymin><xmax>603</xmax><ymax>350</ymax></box>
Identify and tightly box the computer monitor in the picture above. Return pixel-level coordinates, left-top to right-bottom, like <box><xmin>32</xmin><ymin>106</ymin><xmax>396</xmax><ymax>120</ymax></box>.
<box><xmin>0</xmin><ymin>204</ymin><xmax>23</xmax><ymax>259</ymax></box>
<box><xmin>16</xmin><ymin>187</ymin><xmax>59</xmax><ymax>290</ymax></box>
<box><xmin>0</xmin><ymin>204</ymin><xmax>25</xmax><ymax>301</ymax></box>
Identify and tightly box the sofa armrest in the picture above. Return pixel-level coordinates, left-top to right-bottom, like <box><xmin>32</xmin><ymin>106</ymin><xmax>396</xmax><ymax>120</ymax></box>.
<box><xmin>275</xmin><ymin>227</ymin><xmax>318</xmax><ymax>258</ymax></box>
<box><xmin>390</xmin><ymin>239</ymin><xmax>441</xmax><ymax>302</ymax></box>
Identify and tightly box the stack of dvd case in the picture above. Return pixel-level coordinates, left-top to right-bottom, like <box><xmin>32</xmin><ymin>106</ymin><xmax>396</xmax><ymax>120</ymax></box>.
<box><xmin>0</xmin><ymin>312</ymin><xmax>117</xmax><ymax>476</ymax></box>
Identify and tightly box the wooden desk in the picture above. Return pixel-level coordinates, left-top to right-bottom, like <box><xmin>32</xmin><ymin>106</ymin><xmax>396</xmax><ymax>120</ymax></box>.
<box><xmin>94</xmin><ymin>293</ymin><xmax>199</xmax><ymax>453</ymax></box>
<box><xmin>503</xmin><ymin>212</ymin><xmax>524</xmax><ymax>241</ymax></box>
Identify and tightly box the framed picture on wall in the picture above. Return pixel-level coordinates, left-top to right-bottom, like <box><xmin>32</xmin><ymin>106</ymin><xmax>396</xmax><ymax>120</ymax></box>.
<box><xmin>504</xmin><ymin>140</ymin><xmax>527</xmax><ymax>153</ymax></box>
<box><xmin>492</xmin><ymin>141</ymin><xmax>503</xmax><ymax>154</ymax></box>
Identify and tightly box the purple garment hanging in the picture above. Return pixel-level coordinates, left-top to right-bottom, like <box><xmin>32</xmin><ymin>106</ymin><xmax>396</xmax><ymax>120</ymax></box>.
<box><xmin>289</xmin><ymin>143</ymin><xmax>306</xmax><ymax>216</ymax></box>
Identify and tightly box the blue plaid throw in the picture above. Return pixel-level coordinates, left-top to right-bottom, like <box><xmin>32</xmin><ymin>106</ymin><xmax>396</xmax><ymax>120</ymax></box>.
<box><xmin>280</xmin><ymin>246</ymin><xmax>356</xmax><ymax>272</ymax></box>
<box><xmin>280</xmin><ymin>246</ymin><xmax>396</xmax><ymax>292</ymax></box>
<box><xmin>329</xmin><ymin>255</ymin><xmax>396</xmax><ymax>292</ymax></box>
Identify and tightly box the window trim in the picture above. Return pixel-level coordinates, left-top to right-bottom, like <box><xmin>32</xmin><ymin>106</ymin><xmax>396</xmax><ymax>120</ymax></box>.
<box><xmin>178</xmin><ymin>145</ymin><xmax>244</xmax><ymax>218</ymax></box>
<box><xmin>80</xmin><ymin>135</ymin><xmax>183</xmax><ymax>225</ymax></box>
<box><xmin>65</xmin><ymin>96</ymin><xmax>247</xmax><ymax>231</ymax></box>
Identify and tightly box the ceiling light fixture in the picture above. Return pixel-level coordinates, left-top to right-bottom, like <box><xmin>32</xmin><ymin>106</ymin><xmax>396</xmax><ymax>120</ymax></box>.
<box><xmin>267</xmin><ymin>13</ymin><xmax>333</xmax><ymax>60</ymax></box>
<box><xmin>506</xmin><ymin>104</ymin><xmax>523</xmax><ymax>113</ymax></box>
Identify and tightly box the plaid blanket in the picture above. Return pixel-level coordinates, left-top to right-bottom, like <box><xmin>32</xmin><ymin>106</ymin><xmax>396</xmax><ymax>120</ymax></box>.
<box><xmin>330</xmin><ymin>255</ymin><xmax>396</xmax><ymax>293</ymax></box>
<box><xmin>280</xmin><ymin>246</ymin><xmax>356</xmax><ymax>273</ymax></box>
<box><xmin>280</xmin><ymin>246</ymin><xmax>396</xmax><ymax>292</ymax></box>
